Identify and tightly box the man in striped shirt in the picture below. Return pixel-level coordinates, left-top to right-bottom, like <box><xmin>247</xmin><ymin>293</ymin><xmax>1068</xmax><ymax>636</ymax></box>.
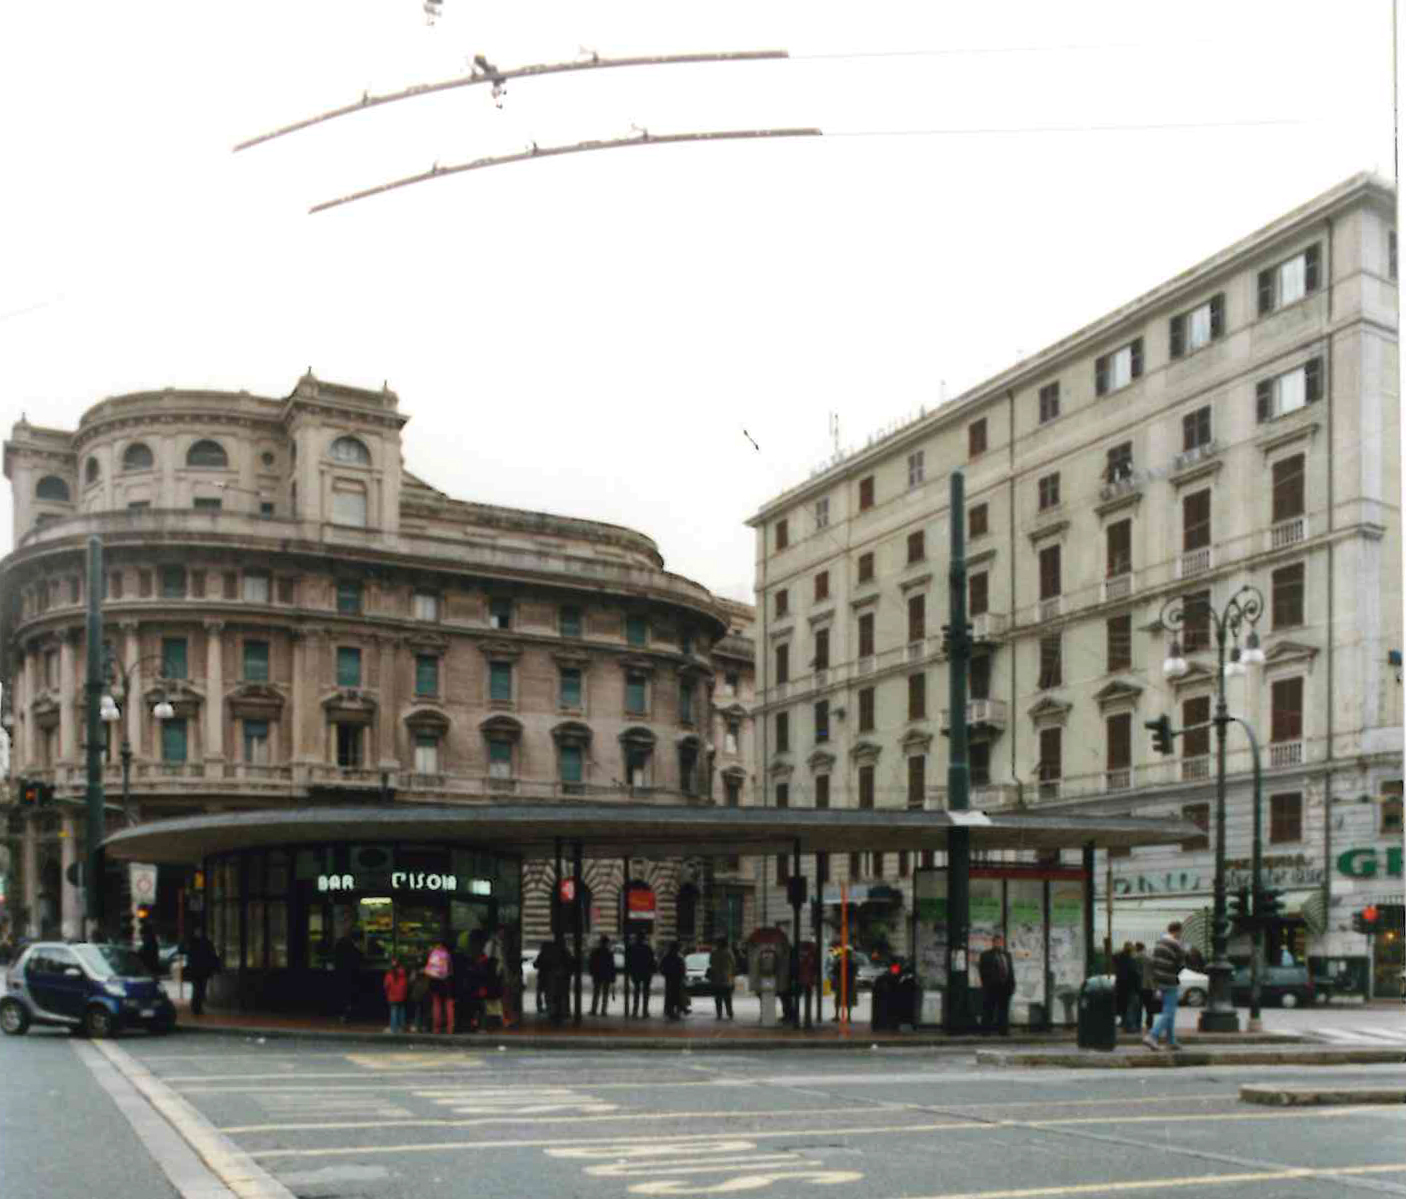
<box><xmin>1144</xmin><ymin>921</ymin><xmax>1187</xmax><ymax>1052</ymax></box>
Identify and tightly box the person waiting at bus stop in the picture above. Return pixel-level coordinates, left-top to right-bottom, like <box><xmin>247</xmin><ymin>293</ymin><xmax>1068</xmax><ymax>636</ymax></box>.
<box><xmin>978</xmin><ymin>933</ymin><xmax>1016</xmax><ymax>1036</ymax></box>
<box><xmin>829</xmin><ymin>942</ymin><xmax>857</xmax><ymax>1022</ymax></box>
<box><xmin>625</xmin><ymin>932</ymin><xmax>656</xmax><ymax>1018</ymax></box>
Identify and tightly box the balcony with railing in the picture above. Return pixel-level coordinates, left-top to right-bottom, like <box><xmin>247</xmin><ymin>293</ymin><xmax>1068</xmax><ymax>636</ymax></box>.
<box><xmin>1181</xmin><ymin>755</ymin><xmax>1212</xmax><ymax>782</ymax></box>
<box><xmin>1268</xmin><ymin>740</ymin><xmax>1304</xmax><ymax>768</ymax></box>
<box><xmin>1104</xmin><ymin>768</ymin><xmax>1132</xmax><ymax>792</ymax></box>
<box><xmin>926</xmin><ymin>783</ymin><xmax>1017</xmax><ymax>810</ymax></box>
<box><xmin>1269</xmin><ymin>515</ymin><xmax>1309</xmax><ymax>551</ymax></box>
<box><xmin>969</xmin><ymin>612</ymin><xmax>1010</xmax><ymax>643</ymax></box>
<box><xmin>1178</xmin><ymin>546</ymin><xmax>1213</xmax><ymax>578</ymax></box>
<box><xmin>1102</xmin><ymin>572</ymin><xmax>1133</xmax><ymax>603</ymax></box>
<box><xmin>1038</xmin><ymin>597</ymin><xmax>1062</xmax><ymax>622</ymax></box>
<box><xmin>939</xmin><ymin>698</ymin><xmax>1009</xmax><ymax>735</ymax></box>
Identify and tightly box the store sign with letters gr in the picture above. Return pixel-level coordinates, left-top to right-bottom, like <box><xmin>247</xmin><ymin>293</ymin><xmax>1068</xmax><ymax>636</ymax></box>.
<box><xmin>1336</xmin><ymin>846</ymin><xmax>1404</xmax><ymax>879</ymax></box>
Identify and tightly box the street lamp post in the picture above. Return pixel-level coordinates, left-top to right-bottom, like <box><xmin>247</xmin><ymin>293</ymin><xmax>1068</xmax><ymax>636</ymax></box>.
<box><xmin>1160</xmin><ymin>584</ymin><xmax>1265</xmax><ymax>1034</ymax></box>
<box><xmin>98</xmin><ymin>652</ymin><xmax>174</xmax><ymax>826</ymax></box>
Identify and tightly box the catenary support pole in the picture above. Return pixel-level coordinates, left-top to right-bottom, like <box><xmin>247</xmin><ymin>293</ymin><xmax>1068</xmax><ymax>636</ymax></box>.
<box><xmin>944</xmin><ymin>470</ymin><xmax>972</xmax><ymax>1032</ymax></box>
<box><xmin>791</xmin><ymin>837</ymin><xmax>802</xmax><ymax>1027</ymax></box>
<box><xmin>1082</xmin><ymin>843</ymin><xmax>1096</xmax><ymax>978</ymax></box>
<box><xmin>573</xmin><ymin>840</ymin><xmax>584</xmax><ymax>1027</ymax></box>
<box><xmin>85</xmin><ymin>536</ymin><xmax>105</xmax><ymax>930</ymax></box>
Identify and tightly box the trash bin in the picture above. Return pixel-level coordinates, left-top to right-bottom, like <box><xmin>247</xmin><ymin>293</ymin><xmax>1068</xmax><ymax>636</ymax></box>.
<box><xmin>1077</xmin><ymin>976</ymin><xmax>1117</xmax><ymax>1051</ymax></box>
<box><xmin>871</xmin><ymin>971</ymin><xmax>897</xmax><ymax>1031</ymax></box>
<box><xmin>1026</xmin><ymin>1002</ymin><xmax>1046</xmax><ymax>1030</ymax></box>
<box><xmin>894</xmin><ymin>973</ymin><xmax>920</xmax><ymax>1030</ymax></box>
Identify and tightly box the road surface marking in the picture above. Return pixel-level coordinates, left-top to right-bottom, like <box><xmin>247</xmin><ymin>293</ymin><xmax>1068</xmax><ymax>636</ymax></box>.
<box><xmin>246</xmin><ymin>1105</ymin><xmax>1382</xmax><ymax>1159</ymax></box>
<box><xmin>345</xmin><ymin>1051</ymin><xmax>486</xmax><ymax>1069</ymax></box>
<box><xmin>548</xmin><ymin>1138</ymin><xmax>864</xmax><ymax>1194</ymax></box>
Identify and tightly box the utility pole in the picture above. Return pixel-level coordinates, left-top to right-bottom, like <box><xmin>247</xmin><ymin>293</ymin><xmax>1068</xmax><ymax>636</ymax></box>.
<box><xmin>943</xmin><ymin>471</ymin><xmax>972</xmax><ymax>1033</ymax></box>
<box><xmin>84</xmin><ymin>536</ymin><xmax>105</xmax><ymax>931</ymax></box>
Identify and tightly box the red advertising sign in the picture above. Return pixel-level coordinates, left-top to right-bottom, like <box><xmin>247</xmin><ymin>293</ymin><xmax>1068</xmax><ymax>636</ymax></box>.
<box><xmin>626</xmin><ymin>886</ymin><xmax>656</xmax><ymax>920</ymax></box>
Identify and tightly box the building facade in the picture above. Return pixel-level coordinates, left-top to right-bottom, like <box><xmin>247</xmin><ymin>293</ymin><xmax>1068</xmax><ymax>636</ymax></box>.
<box><xmin>0</xmin><ymin>374</ymin><xmax>755</xmax><ymax>977</ymax></box>
<box><xmin>748</xmin><ymin>173</ymin><xmax>1402</xmax><ymax>989</ymax></box>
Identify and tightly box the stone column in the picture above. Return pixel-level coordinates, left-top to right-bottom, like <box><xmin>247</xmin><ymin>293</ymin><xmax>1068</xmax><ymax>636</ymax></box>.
<box><xmin>22</xmin><ymin>644</ymin><xmax>37</xmax><ymax>768</ymax></box>
<box><xmin>121</xmin><ymin>622</ymin><xmax>142</xmax><ymax>759</ymax></box>
<box><xmin>60</xmin><ymin>813</ymin><xmax>80</xmax><ymax>940</ymax></box>
<box><xmin>58</xmin><ymin>633</ymin><xmax>76</xmax><ymax>763</ymax></box>
<box><xmin>204</xmin><ymin>620</ymin><xmax>225</xmax><ymax>764</ymax></box>
<box><xmin>378</xmin><ymin>635</ymin><xmax>399</xmax><ymax>769</ymax></box>
<box><xmin>290</xmin><ymin>626</ymin><xmax>324</xmax><ymax>765</ymax></box>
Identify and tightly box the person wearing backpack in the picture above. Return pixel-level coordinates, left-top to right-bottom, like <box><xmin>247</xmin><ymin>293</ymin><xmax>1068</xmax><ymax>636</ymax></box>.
<box><xmin>425</xmin><ymin>937</ymin><xmax>455</xmax><ymax>1034</ymax></box>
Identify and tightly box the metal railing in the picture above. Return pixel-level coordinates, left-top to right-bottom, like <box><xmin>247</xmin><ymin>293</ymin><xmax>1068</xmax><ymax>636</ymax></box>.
<box><xmin>1269</xmin><ymin>515</ymin><xmax>1308</xmax><ymax>550</ymax></box>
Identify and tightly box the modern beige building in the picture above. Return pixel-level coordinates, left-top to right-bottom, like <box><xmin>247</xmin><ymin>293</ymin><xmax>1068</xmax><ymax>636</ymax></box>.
<box><xmin>0</xmin><ymin>373</ymin><xmax>756</xmax><ymax>965</ymax></box>
<box><xmin>748</xmin><ymin>173</ymin><xmax>1402</xmax><ymax>986</ymax></box>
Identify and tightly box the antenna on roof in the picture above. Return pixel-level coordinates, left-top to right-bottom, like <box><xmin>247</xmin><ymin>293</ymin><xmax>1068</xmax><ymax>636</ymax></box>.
<box><xmin>829</xmin><ymin>411</ymin><xmax>840</xmax><ymax>458</ymax></box>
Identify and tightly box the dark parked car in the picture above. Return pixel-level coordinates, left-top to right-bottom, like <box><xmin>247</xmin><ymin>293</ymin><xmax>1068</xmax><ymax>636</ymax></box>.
<box><xmin>1230</xmin><ymin>964</ymin><xmax>1315</xmax><ymax>1008</ymax></box>
<box><xmin>1</xmin><ymin>941</ymin><xmax>177</xmax><ymax>1037</ymax></box>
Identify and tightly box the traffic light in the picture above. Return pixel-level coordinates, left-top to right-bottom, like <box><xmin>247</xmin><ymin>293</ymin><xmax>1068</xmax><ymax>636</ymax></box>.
<box><xmin>118</xmin><ymin>907</ymin><xmax>136</xmax><ymax>944</ymax></box>
<box><xmin>1352</xmin><ymin>905</ymin><xmax>1381</xmax><ymax>935</ymax></box>
<box><xmin>1145</xmin><ymin>715</ymin><xmax>1175</xmax><ymax>755</ymax></box>
<box><xmin>16</xmin><ymin>779</ymin><xmax>52</xmax><ymax>808</ymax></box>
<box><xmin>1258</xmin><ymin>888</ymin><xmax>1285</xmax><ymax>920</ymax></box>
<box><xmin>135</xmin><ymin>905</ymin><xmax>152</xmax><ymax>926</ymax></box>
<box><xmin>1229</xmin><ymin>886</ymin><xmax>1250</xmax><ymax>925</ymax></box>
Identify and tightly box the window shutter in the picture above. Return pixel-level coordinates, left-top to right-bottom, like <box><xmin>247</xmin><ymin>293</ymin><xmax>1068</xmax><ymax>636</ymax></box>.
<box><xmin>1304</xmin><ymin>356</ymin><xmax>1323</xmax><ymax>402</ymax></box>
<box><xmin>1256</xmin><ymin>379</ymin><xmax>1273</xmax><ymax>422</ymax></box>
<box><xmin>1257</xmin><ymin>268</ymin><xmax>1274</xmax><ymax>315</ymax></box>
<box><xmin>1095</xmin><ymin>354</ymin><xmax>1108</xmax><ymax>396</ymax></box>
<box><xmin>1210</xmin><ymin>293</ymin><xmax>1224</xmax><ymax>338</ymax></box>
<box><xmin>1169</xmin><ymin>314</ymin><xmax>1185</xmax><ymax>358</ymax></box>
<box><xmin>1130</xmin><ymin>338</ymin><xmax>1143</xmax><ymax>378</ymax></box>
<box><xmin>1304</xmin><ymin>243</ymin><xmax>1320</xmax><ymax>292</ymax></box>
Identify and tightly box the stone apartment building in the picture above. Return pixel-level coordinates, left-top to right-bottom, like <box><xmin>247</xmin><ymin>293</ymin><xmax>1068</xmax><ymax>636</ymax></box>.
<box><xmin>747</xmin><ymin>173</ymin><xmax>1402</xmax><ymax>988</ymax></box>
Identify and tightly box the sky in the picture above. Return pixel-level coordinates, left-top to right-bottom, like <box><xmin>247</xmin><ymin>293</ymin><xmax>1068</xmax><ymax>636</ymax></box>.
<box><xmin>0</xmin><ymin>1</ymin><xmax>1397</xmax><ymax>604</ymax></box>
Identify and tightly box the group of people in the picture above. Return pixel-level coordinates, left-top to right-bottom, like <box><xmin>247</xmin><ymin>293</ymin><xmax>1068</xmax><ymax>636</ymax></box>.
<box><xmin>378</xmin><ymin>928</ymin><xmax>506</xmax><ymax>1034</ymax></box>
<box><xmin>1113</xmin><ymin>922</ymin><xmax>1201</xmax><ymax>1051</ymax></box>
<box><xmin>575</xmin><ymin>933</ymin><xmax>743</xmax><ymax>1022</ymax></box>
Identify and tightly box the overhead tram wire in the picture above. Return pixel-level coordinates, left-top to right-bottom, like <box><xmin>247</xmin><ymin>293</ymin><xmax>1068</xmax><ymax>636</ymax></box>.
<box><xmin>307</xmin><ymin>128</ymin><xmax>822</xmax><ymax>214</ymax></box>
<box><xmin>232</xmin><ymin>49</ymin><xmax>790</xmax><ymax>152</ymax></box>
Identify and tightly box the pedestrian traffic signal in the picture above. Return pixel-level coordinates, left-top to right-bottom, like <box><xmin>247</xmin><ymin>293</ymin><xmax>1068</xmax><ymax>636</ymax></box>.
<box><xmin>1257</xmin><ymin>888</ymin><xmax>1285</xmax><ymax>920</ymax></box>
<box><xmin>1352</xmin><ymin>905</ymin><xmax>1381</xmax><ymax>934</ymax></box>
<box><xmin>1145</xmin><ymin>715</ymin><xmax>1175</xmax><ymax>755</ymax></box>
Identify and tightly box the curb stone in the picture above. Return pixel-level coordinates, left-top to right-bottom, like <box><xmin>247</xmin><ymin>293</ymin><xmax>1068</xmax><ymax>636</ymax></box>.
<box><xmin>977</xmin><ymin>1048</ymin><xmax>1406</xmax><ymax>1068</ymax></box>
<box><xmin>1240</xmin><ymin>1085</ymin><xmax>1406</xmax><ymax>1105</ymax></box>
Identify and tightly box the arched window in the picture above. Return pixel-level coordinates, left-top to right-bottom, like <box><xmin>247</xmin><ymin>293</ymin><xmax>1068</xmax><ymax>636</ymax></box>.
<box><xmin>186</xmin><ymin>439</ymin><xmax>228</xmax><ymax>469</ymax></box>
<box><xmin>329</xmin><ymin>436</ymin><xmax>371</xmax><ymax>465</ymax></box>
<box><xmin>35</xmin><ymin>476</ymin><xmax>70</xmax><ymax>502</ymax></box>
<box><xmin>85</xmin><ymin>458</ymin><xmax>100</xmax><ymax>484</ymax></box>
<box><xmin>122</xmin><ymin>443</ymin><xmax>154</xmax><ymax>471</ymax></box>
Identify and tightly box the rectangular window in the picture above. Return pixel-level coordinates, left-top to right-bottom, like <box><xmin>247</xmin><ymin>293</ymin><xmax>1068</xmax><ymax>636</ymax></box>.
<box><xmin>223</xmin><ymin>571</ymin><xmax>237</xmax><ymax>600</ymax></box>
<box><xmin>1170</xmin><ymin>294</ymin><xmax>1224</xmax><ymax>358</ymax></box>
<box><xmin>1096</xmin><ymin>337</ymin><xmax>1144</xmax><ymax>395</ymax></box>
<box><xmin>725</xmin><ymin>723</ymin><xmax>738</xmax><ymax>754</ymax></box>
<box><xmin>908</xmin><ymin>450</ymin><xmax>925</xmax><ymax>488</ymax></box>
<box><xmin>560</xmin><ymin>668</ymin><xmax>582</xmax><ymax>708</ymax></box>
<box><xmin>1381</xmin><ymin>793</ymin><xmax>1403</xmax><ymax>835</ymax></box>
<box><xmin>1037</xmin><ymin>473</ymin><xmax>1060</xmax><ymax>511</ymax></box>
<box><xmin>1183</xmin><ymin>489</ymin><xmax>1211</xmax><ymax>552</ymax></box>
<box><xmin>243</xmin><ymin>640</ymin><xmax>270</xmax><ymax>683</ymax></box>
<box><xmin>1272</xmin><ymin>562</ymin><xmax>1305</xmax><ymax>629</ymax></box>
<box><xmin>968</xmin><ymin>417</ymin><xmax>987</xmax><ymax>458</ymax></box>
<box><xmin>872</xmin><ymin>852</ymin><xmax>885</xmax><ymax>878</ymax></box>
<box><xmin>814</xmin><ymin>496</ymin><xmax>829</xmax><ymax>529</ymax></box>
<box><xmin>776</xmin><ymin>783</ymin><xmax>790</xmax><ymax>808</ymax></box>
<box><xmin>857</xmin><ymin>612</ymin><xmax>874</xmax><ymax>658</ymax></box>
<box><xmin>413</xmin><ymin>592</ymin><xmax>440</xmax><ymax>621</ymax></box>
<box><xmin>1181</xmin><ymin>802</ymin><xmax>1210</xmax><ymax>851</ymax></box>
<box><xmin>859</xmin><ymin>476</ymin><xmax>875</xmax><ymax>511</ymax></box>
<box><xmin>1183</xmin><ymin>695</ymin><xmax>1211</xmax><ymax>759</ymax></box>
<box><xmin>161</xmin><ymin>637</ymin><xmax>188</xmax><ymax>680</ymax></box>
<box><xmin>898</xmin><ymin>851</ymin><xmax>910</xmax><ymax>878</ymax></box>
<box><xmin>775</xmin><ymin>642</ymin><xmax>790</xmax><ymax>684</ymax></box>
<box><xmin>489</xmin><ymin>598</ymin><xmax>513</xmax><ymax>630</ymax></box>
<box><xmin>908</xmin><ymin>594</ymin><xmax>925</xmax><ymax>643</ymax></box>
<box><xmin>815</xmin><ymin>774</ymin><xmax>830</xmax><ymax>809</ymax></box>
<box><xmin>1182</xmin><ymin>589</ymin><xmax>1211</xmax><ymax>652</ymax></box>
<box><xmin>814</xmin><ymin>571</ymin><xmax>830</xmax><ymax>602</ymax></box>
<box><xmin>858</xmin><ymin>687</ymin><xmax>875</xmax><ymax>732</ymax></box>
<box><xmin>1271</xmin><ymin>677</ymin><xmax>1304</xmax><ymax>743</ymax></box>
<box><xmin>559</xmin><ymin>745</ymin><xmax>583</xmax><ymax>786</ymax></box>
<box><xmin>243</xmin><ymin>572</ymin><xmax>270</xmax><ymax>604</ymax></box>
<box><xmin>1039</xmin><ymin>634</ymin><xmax>1062</xmax><ymax>689</ymax></box>
<box><xmin>188</xmin><ymin>570</ymin><xmax>205</xmax><ymax>599</ymax></box>
<box><xmin>1257</xmin><ymin>358</ymin><xmax>1323</xmax><ymax>421</ymax></box>
<box><xmin>1039</xmin><ymin>727</ymin><xmax>1062</xmax><ymax>796</ymax></box>
<box><xmin>1182</xmin><ymin>405</ymin><xmax>1213</xmax><ymax>452</ymax></box>
<box><xmin>1106</xmin><ymin>712</ymin><xmax>1131</xmax><ymax>770</ymax></box>
<box><xmin>908</xmin><ymin>754</ymin><xmax>925</xmax><ymax>808</ymax></box>
<box><xmin>908</xmin><ymin>673</ymin><xmax>926</xmax><ymax>720</ymax></box>
<box><xmin>414</xmin><ymin>654</ymin><xmax>439</xmax><ymax>697</ymax></box>
<box><xmin>724</xmin><ymin>776</ymin><xmax>741</xmax><ymax>807</ymax></box>
<box><xmin>776</xmin><ymin>853</ymin><xmax>790</xmax><ymax>883</ymax></box>
<box><xmin>1038</xmin><ymin>381</ymin><xmax>1060</xmax><ymax>424</ymax></box>
<box><xmin>775</xmin><ymin>710</ymin><xmax>790</xmax><ymax>753</ymax></box>
<box><xmin>618</xmin><ymin>669</ymin><xmax>645</xmax><ymax>718</ymax></box>
<box><xmin>906</xmin><ymin>530</ymin><xmax>925</xmax><ymax>564</ymax></box>
<box><xmin>1269</xmin><ymin>792</ymin><xmax>1303</xmax><ymax>844</ymax></box>
<box><xmin>161</xmin><ymin>717</ymin><xmax>188</xmax><ymax>764</ymax></box>
<box><xmin>723</xmin><ymin>671</ymin><xmax>739</xmax><ymax>697</ymax></box>
<box><xmin>259</xmin><ymin>501</ymin><xmax>275</xmax><ymax>520</ymax></box>
<box><xmin>775</xmin><ymin>589</ymin><xmax>789</xmax><ymax>618</ymax></box>
<box><xmin>414</xmin><ymin>735</ymin><xmax>439</xmax><ymax>775</ymax></box>
<box><xmin>969</xmin><ymin>571</ymin><xmax>989</xmax><ymax>617</ymax></box>
<box><xmin>1258</xmin><ymin>244</ymin><xmax>1320</xmax><ymax>314</ymax></box>
<box><xmin>1106</xmin><ymin>614</ymin><xmax>1132</xmax><ymax>672</ymax></box>
<box><xmin>1038</xmin><ymin>543</ymin><xmax>1061</xmax><ymax>599</ymax></box>
<box><xmin>1107</xmin><ymin>519</ymin><xmax>1132</xmax><ymax>577</ymax></box>
<box><xmin>969</xmin><ymin>740</ymin><xmax>991</xmax><ymax>786</ymax></box>
<box><xmin>489</xmin><ymin>661</ymin><xmax>513</xmax><ymax>703</ymax></box>
<box><xmin>814</xmin><ymin>627</ymin><xmax>830</xmax><ymax>671</ymax></box>
<box><xmin>858</xmin><ymin>765</ymin><xmax>875</xmax><ymax>809</ymax></box>
<box><xmin>775</xmin><ymin>519</ymin><xmax>789</xmax><ymax>550</ymax></box>
<box><xmin>813</xmin><ymin>699</ymin><xmax>829</xmax><ymax>743</ymax></box>
<box><xmin>109</xmin><ymin>570</ymin><xmax>124</xmax><ymax>599</ymax></box>
<box><xmin>969</xmin><ymin>503</ymin><xmax>989</xmax><ymax>539</ymax></box>
<box><xmin>1271</xmin><ymin>454</ymin><xmax>1306</xmax><ymax>522</ymax></box>
<box><xmin>160</xmin><ymin>566</ymin><xmax>187</xmax><ymax>599</ymax></box>
<box><xmin>336</xmin><ymin>580</ymin><xmax>362</xmax><ymax>614</ymax></box>
<box><xmin>336</xmin><ymin>646</ymin><xmax>362</xmax><ymax>687</ymax></box>
<box><xmin>969</xmin><ymin>653</ymin><xmax>991</xmax><ymax>701</ymax></box>
<box><xmin>857</xmin><ymin>552</ymin><xmax>874</xmax><ymax>584</ymax></box>
<box><xmin>679</xmin><ymin>680</ymin><xmax>695</xmax><ymax>725</ymax></box>
<box><xmin>277</xmin><ymin>577</ymin><xmax>295</xmax><ymax>604</ymax></box>
<box><xmin>331</xmin><ymin>485</ymin><xmax>367</xmax><ymax>527</ymax></box>
<box><xmin>551</xmin><ymin>605</ymin><xmax>582</xmax><ymax>637</ymax></box>
<box><xmin>335</xmin><ymin>723</ymin><xmax>362</xmax><ymax>768</ymax></box>
<box><xmin>1106</xmin><ymin>441</ymin><xmax>1133</xmax><ymax>482</ymax></box>
<box><xmin>243</xmin><ymin>719</ymin><xmax>269</xmax><ymax>765</ymax></box>
<box><xmin>193</xmin><ymin>497</ymin><xmax>222</xmax><ymax>512</ymax></box>
<box><xmin>488</xmin><ymin>740</ymin><xmax>513</xmax><ymax>779</ymax></box>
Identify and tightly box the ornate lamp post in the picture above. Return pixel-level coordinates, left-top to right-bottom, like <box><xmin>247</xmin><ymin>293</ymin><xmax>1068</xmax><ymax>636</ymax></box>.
<box><xmin>98</xmin><ymin>652</ymin><xmax>174</xmax><ymax>826</ymax></box>
<box><xmin>1160</xmin><ymin>584</ymin><xmax>1265</xmax><ymax>1033</ymax></box>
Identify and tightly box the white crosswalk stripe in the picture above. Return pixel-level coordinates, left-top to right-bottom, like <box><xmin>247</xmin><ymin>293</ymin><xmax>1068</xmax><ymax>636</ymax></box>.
<box><xmin>1304</xmin><ymin>1025</ymin><xmax>1406</xmax><ymax>1044</ymax></box>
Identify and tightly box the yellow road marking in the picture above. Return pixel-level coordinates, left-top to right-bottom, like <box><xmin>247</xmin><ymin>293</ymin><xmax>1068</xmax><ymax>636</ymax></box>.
<box><xmin>248</xmin><ymin>1105</ymin><xmax>1388</xmax><ymax>1159</ymax></box>
<box><xmin>908</xmin><ymin>1162</ymin><xmax>1406</xmax><ymax>1199</ymax></box>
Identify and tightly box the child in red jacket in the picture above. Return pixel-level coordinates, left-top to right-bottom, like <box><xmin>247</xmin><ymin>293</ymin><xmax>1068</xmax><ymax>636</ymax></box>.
<box><xmin>383</xmin><ymin>959</ymin><xmax>409</xmax><ymax>1033</ymax></box>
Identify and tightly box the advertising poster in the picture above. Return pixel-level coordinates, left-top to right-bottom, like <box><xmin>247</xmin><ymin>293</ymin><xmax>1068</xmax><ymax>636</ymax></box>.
<box><xmin>967</xmin><ymin>877</ymin><xmax>1004</xmax><ymax>986</ymax></box>
<box><xmin>912</xmin><ymin>870</ymin><xmax>947</xmax><ymax>988</ymax></box>
<box><xmin>1048</xmin><ymin>883</ymin><xmax>1087</xmax><ymax>1021</ymax></box>
<box><xmin>1005</xmin><ymin>878</ymin><xmax>1046</xmax><ymax>1022</ymax></box>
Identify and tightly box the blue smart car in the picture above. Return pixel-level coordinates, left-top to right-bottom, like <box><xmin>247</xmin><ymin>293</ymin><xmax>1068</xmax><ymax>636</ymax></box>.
<box><xmin>1</xmin><ymin>941</ymin><xmax>177</xmax><ymax>1037</ymax></box>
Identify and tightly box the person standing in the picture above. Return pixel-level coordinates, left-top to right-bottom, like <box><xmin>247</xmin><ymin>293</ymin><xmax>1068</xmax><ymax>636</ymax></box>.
<box><xmin>978</xmin><ymin>933</ymin><xmax>1016</xmax><ymax>1036</ymax></box>
<box><xmin>333</xmin><ymin>928</ymin><xmax>365</xmax><ymax>1023</ymax></box>
<box><xmin>1145</xmin><ymin>922</ymin><xmax>1187</xmax><ymax>1051</ymax></box>
<box><xmin>1113</xmin><ymin>942</ymin><xmax>1139</xmax><ymax>1032</ymax></box>
<box><xmin>1133</xmin><ymin>942</ymin><xmax>1155</xmax><ymax>1031</ymax></box>
<box><xmin>138</xmin><ymin>923</ymin><xmax>161</xmax><ymax>978</ymax></box>
<box><xmin>829</xmin><ymin>942</ymin><xmax>857</xmax><ymax>1022</ymax></box>
<box><xmin>625</xmin><ymin>933</ymin><xmax>656</xmax><ymax>1019</ymax></box>
<box><xmin>425</xmin><ymin>936</ymin><xmax>455</xmax><ymax>1034</ymax></box>
<box><xmin>659</xmin><ymin>941</ymin><xmax>686</xmax><ymax>1020</ymax></box>
<box><xmin>709</xmin><ymin>937</ymin><xmax>736</xmax><ymax>1020</ymax></box>
<box><xmin>588</xmin><ymin>935</ymin><xmax>616</xmax><ymax>1016</ymax></box>
<box><xmin>184</xmin><ymin>928</ymin><xmax>220</xmax><ymax>1017</ymax></box>
<box><xmin>382</xmin><ymin>959</ymin><xmax>409</xmax><ymax>1033</ymax></box>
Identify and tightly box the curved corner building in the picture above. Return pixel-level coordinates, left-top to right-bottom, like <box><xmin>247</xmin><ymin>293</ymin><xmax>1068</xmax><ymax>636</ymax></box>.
<box><xmin>0</xmin><ymin>373</ymin><xmax>757</xmax><ymax>1011</ymax></box>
